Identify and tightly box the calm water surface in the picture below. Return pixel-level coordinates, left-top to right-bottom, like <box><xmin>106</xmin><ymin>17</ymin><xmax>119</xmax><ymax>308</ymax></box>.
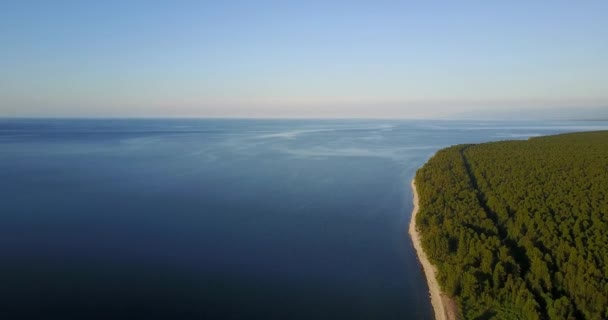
<box><xmin>1</xmin><ymin>119</ymin><xmax>607</xmax><ymax>319</ymax></box>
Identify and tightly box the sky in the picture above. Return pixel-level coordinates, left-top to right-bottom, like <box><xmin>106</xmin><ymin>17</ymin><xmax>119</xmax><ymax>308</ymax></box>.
<box><xmin>1</xmin><ymin>1</ymin><xmax>608</xmax><ymax>119</ymax></box>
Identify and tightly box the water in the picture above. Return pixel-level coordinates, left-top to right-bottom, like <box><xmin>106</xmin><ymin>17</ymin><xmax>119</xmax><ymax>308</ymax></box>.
<box><xmin>1</xmin><ymin>119</ymin><xmax>607</xmax><ymax>319</ymax></box>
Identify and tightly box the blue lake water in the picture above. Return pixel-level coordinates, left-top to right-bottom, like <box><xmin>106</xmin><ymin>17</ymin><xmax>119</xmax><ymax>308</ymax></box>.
<box><xmin>1</xmin><ymin>119</ymin><xmax>607</xmax><ymax>319</ymax></box>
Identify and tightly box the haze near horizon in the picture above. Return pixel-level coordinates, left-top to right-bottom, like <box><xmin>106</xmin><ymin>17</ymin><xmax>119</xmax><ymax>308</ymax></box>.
<box><xmin>1</xmin><ymin>1</ymin><xmax>607</xmax><ymax>119</ymax></box>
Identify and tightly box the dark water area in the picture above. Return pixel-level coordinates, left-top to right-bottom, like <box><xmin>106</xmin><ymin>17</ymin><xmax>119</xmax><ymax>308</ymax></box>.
<box><xmin>1</xmin><ymin>118</ymin><xmax>607</xmax><ymax>319</ymax></box>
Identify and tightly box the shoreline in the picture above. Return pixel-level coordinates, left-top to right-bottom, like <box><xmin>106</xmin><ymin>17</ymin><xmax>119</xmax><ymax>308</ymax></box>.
<box><xmin>409</xmin><ymin>179</ymin><xmax>458</xmax><ymax>320</ymax></box>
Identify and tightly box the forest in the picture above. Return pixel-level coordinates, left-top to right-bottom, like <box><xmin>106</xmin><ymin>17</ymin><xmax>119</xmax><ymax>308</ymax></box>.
<box><xmin>415</xmin><ymin>131</ymin><xmax>608</xmax><ymax>320</ymax></box>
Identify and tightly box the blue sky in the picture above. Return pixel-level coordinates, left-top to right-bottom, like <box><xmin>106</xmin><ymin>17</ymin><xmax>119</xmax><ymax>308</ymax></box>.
<box><xmin>1</xmin><ymin>1</ymin><xmax>607</xmax><ymax>118</ymax></box>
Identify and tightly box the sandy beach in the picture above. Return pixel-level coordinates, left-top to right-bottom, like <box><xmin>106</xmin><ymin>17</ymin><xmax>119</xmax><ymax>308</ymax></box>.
<box><xmin>409</xmin><ymin>179</ymin><xmax>458</xmax><ymax>320</ymax></box>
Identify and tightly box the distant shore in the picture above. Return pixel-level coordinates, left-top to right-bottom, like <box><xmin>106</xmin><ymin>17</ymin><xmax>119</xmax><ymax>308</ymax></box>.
<box><xmin>409</xmin><ymin>179</ymin><xmax>458</xmax><ymax>320</ymax></box>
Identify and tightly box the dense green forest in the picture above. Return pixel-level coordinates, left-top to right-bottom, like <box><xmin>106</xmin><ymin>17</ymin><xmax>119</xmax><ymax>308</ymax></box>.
<box><xmin>415</xmin><ymin>131</ymin><xmax>608</xmax><ymax>320</ymax></box>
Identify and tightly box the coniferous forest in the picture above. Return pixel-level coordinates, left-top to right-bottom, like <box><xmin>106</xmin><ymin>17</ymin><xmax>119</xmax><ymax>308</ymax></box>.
<box><xmin>415</xmin><ymin>131</ymin><xmax>608</xmax><ymax>320</ymax></box>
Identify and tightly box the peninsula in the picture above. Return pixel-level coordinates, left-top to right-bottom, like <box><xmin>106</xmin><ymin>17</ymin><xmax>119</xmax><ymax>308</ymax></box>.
<box><xmin>411</xmin><ymin>131</ymin><xmax>608</xmax><ymax>319</ymax></box>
